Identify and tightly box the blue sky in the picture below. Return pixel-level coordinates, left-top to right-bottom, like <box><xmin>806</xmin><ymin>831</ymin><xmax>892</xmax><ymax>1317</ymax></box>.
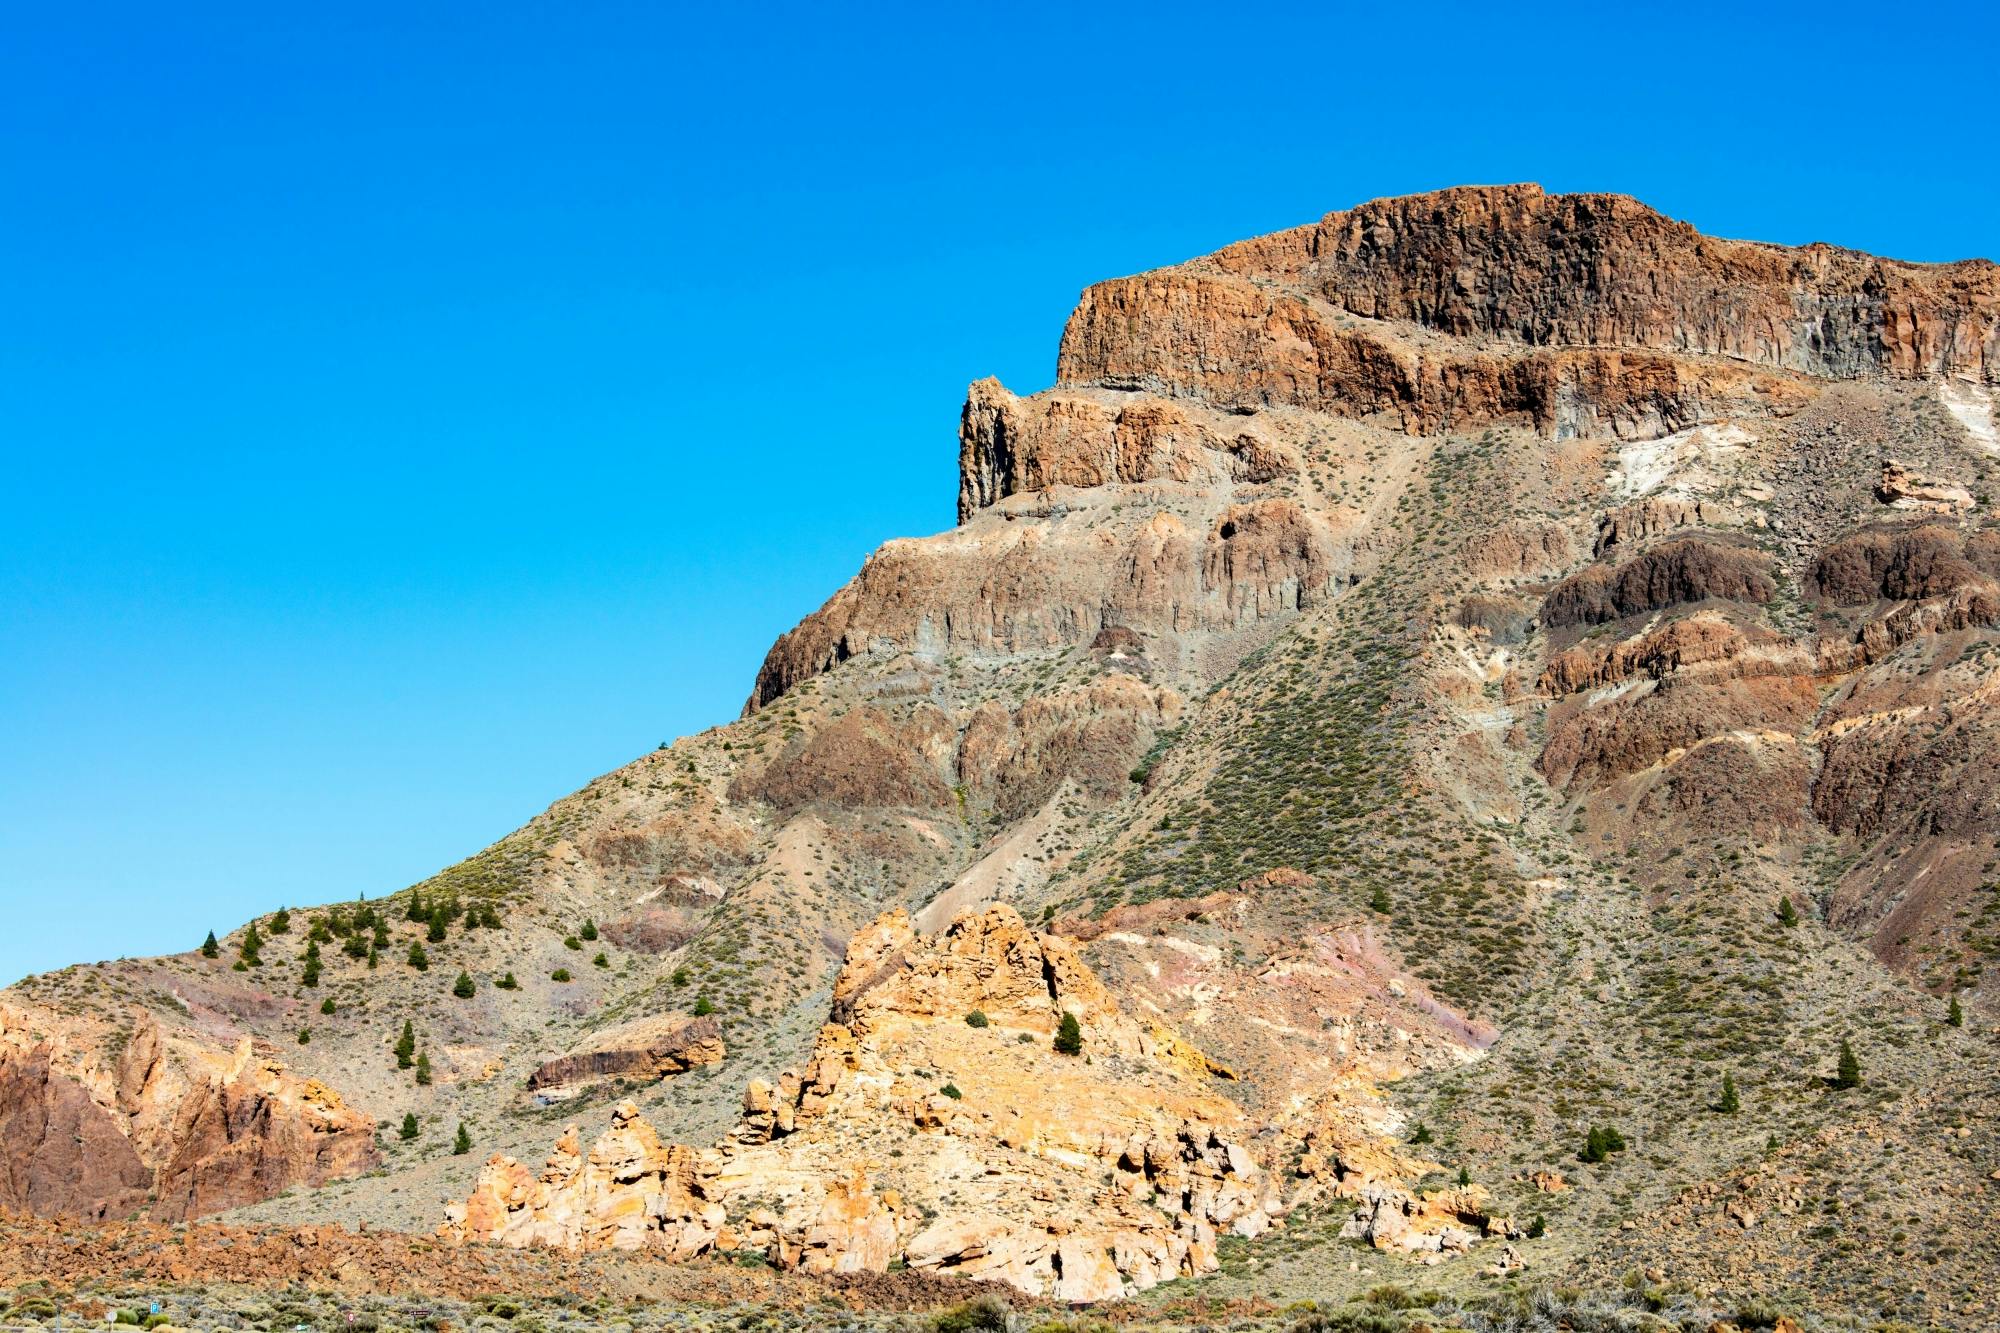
<box><xmin>4</xmin><ymin>1</ymin><xmax>1996</xmax><ymax>984</ymax></box>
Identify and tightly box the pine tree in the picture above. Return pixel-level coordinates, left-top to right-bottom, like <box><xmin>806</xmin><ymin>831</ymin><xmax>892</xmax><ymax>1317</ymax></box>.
<box><xmin>394</xmin><ymin>1020</ymin><xmax>415</xmax><ymax>1070</ymax></box>
<box><xmin>1527</xmin><ymin>1214</ymin><xmax>1546</xmax><ymax>1239</ymax></box>
<box><xmin>320</xmin><ymin>997</ymin><xmax>336</xmax><ymax>1015</ymax></box>
<box><xmin>301</xmin><ymin>941</ymin><xmax>322</xmax><ymax>988</ymax></box>
<box><xmin>496</xmin><ymin>972</ymin><xmax>519</xmax><ymax>991</ymax></box>
<box><xmin>1054</xmin><ymin>1011</ymin><xmax>1083</xmax><ymax>1056</ymax></box>
<box><xmin>269</xmin><ymin>906</ymin><xmax>291</xmax><ymax>935</ymax></box>
<box><xmin>407</xmin><ymin>940</ymin><xmax>429</xmax><ymax>971</ymax></box>
<box><xmin>1456</xmin><ymin>1164</ymin><xmax>1471</xmax><ymax>1186</ymax></box>
<box><xmin>453</xmin><ymin>1122</ymin><xmax>472</xmax><ymax>1156</ymax></box>
<box><xmin>593</xmin><ymin>952</ymin><xmax>609</xmax><ymax>969</ymax></box>
<box><xmin>406</xmin><ymin>891</ymin><xmax>427</xmax><ymax>923</ymax></box>
<box><xmin>366</xmin><ymin>943</ymin><xmax>379</xmax><ymax>969</ymax></box>
<box><xmin>200</xmin><ymin>931</ymin><xmax>219</xmax><ymax>959</ymax></box>
<box><xmin>1777</xmin><ymin>895</ymin><xmax>1800</xmax><ymax>927</ymax></box>
<box><xmin>399</xmin><ymin>1112</ymin><xmax>419</xmax><ymax>1141</ymax></box>
<box><xmin>1719</xmin><ymin>1072</ymin><xmax>1740</xmax><ymax>1114</ymax></box>
<box><xmin>296</xmin><ymin>1026</ymin><xmax>309</xmax><ymax>1044</ymax></box>
<box><xmin>1947</xmin><ymin>994</ymin><xmax>1964</xmax><ymax>1028</ymax></box>
<box><xmin>415</xmin><ymin>1052</ymin><xmax>433</xmax><ymax>1086</ymax></box>
<box><xmin>580</xmin><ymin>918</ymin><xmax>598</xmax><ymax>941</ymax></box>
<box><xmin>1835</xmin><ymin>1038</ymin><xmax>1862</xmax><ymax>1089</ymax></box>
<box><xmin>240</xmin><ymin>922</ymin><xmax>263</xmax><ymax>967</ymax></box>
<box><xmin>693</xmin><ymin>995</ymin><xmax>716</xmax><ymax>1016</ymax></box>
<box><xmin>1410</xmin><ymin>1122</ymin><xmax>1433</xmax><ymax>1145</ymax></box>
<box><xmin>426</xmin><ymin>911</ymin><xmax>446</xmax><ymax>944</ymax></box>
<box><xmin>1368</xmin><ymin>885</ymin><xmax>1392</xmax><ymax>914</ymax></box>
<box><xmin>452</xmin><ymin>971</ymin><xmax>475</xmax><ymax>999</ymax></box>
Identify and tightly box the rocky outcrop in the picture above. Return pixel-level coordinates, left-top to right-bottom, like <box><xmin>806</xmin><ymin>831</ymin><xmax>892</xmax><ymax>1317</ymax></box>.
<box><xmin>1595</xmin><ymin>497</ymin><xmax>1738</xmax><ymax>555</ymax></box>
<box><xmin>1074</xmin><ymin>184</ymin><xmax>1998</xmax><ymax>389</ymax></box>
<box><xmin>148</xmin><ymin>1038</ymin><xmax>379</xmax><ymax>1221</ymax></box>
<box><xmin>1541</xmin><ymin>540</ymin><xmax>1775</xmax><ymax>627</ymax></box>
<box><xmin>1808</xmin><ymin>525</ymin><xmax>1994</xmax><ymax>604</ymax></box>
<box><xmin>446</xmin><ymin>906</ymin><xmax>1304</xmax><ymax>1301</ymax></box>
<box><xmin>0</xmin><ymin>1043</ymin><xmax>153</xmax><ymax>1220</ymax></box>
<box><xmin>956</xmin><ymin>379</ymin><xmax>1291</xmax><ymax>522</ymax></box>
<box><xmin>0</xmin><ymin>1009</ymin><xmax>377</xmax><ymax>1222</ymax></box>
<box><xmin>1876</xmin><ymin>459</ymin><xmax>1974</xmax><ymax>512</ymax></box>
<box><xmin>525</xmin><ymin>1014</ymin><xmax>725</xmax><ymax>1098</ymax></box>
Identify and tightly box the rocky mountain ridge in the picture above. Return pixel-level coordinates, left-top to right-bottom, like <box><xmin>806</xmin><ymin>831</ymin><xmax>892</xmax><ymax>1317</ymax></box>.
<box><xmin>5</xmin><ymin>184</ymin><xmax>1998</xmax><ymax>1328</ymax></box>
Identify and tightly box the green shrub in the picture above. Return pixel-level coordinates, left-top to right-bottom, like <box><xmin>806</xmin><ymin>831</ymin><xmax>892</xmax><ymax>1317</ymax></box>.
<box><xmin>551</xmin><ymin>968</ymin><xmax>572</xmax><ymax>983</ymax></box>
<box><xmin>1054</xmin><ymin>1011</ymin><xmax>1083</xmax><ymax>1056</ymax></box>
<box><xmin>693</xmin><ymin>994</ymin><xmax>716</xmax><ymax>1016</ymax></box>
<box><xmin>931</xmin><ymin>1295</ymin><xmax>1009</xmax><ymax>1332</ymax></box>
<box><xmin>452</xmin><ymin>971</ymin><xmax>475</xmax><ymax>998</ymax></box>
<box><xmin>964</xmin><ymin>1010</ymin><xmax>989</xmax><ymax>1028</ymax></box>
<box><xmin>399</xmin><ymin>1112</ymin><xmax>419</xmax><ymax>1141</ymax></box>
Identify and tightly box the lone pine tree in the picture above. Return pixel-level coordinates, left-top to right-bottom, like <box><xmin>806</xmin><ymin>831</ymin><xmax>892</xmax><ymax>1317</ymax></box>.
<box><xmin>1054</xmin><ymin>1011</ymin><xmax>1083</xmax><ymax>1056</ymax></box>
<box><xmin>1834</xmin><ymin>1038</ymin><xmax>1862</xmax><ymax>1089</ymax></box>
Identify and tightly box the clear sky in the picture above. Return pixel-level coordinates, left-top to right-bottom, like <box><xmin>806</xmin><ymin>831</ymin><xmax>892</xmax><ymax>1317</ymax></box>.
<box><xmin>4</xmin><ymin>1</ymin><xmax>1996</xmax><ymax>985</ymax></box>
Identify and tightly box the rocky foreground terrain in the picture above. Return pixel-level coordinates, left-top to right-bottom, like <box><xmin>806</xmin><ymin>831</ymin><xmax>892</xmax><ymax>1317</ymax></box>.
<box><xmin>4</xmin><ymin>184</ymin><xmax>1998</xmax><ymax>1332</ymax></box>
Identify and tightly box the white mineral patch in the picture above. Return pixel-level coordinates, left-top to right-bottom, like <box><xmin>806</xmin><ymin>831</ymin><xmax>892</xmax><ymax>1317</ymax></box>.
<box><xmin>1612</xmin><ymin>422</ymin><xmax>1755</xmax><ymax>498</ymax></box>
<box><xmin>1939</xmin><ymin>378</ymin><xmax>1998</xmax><ymax>455</ymax></box>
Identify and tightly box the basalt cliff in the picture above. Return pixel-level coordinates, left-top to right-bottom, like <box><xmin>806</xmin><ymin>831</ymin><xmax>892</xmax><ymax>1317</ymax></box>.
<box><xmin>5</xmin><ymin>184</ymin><xmax>1998</xmax><ymax>1328</ymax></box>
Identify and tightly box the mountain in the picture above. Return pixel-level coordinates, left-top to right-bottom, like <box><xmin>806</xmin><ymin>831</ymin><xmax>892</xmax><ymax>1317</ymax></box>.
<box><xmin>4</xmin><ymin>184</ymin><xmax>1997</xmax><ymax>1328</ymax></box>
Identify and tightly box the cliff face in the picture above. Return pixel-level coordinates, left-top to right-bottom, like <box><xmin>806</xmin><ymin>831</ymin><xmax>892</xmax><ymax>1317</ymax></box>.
<box><xmin>7</xmin><ymin>184</ymin><xmax>2000</xmax><ymax>1324</ymax></box>
<box><xmin>1062</xmin><ymin>184</ymin><xmax>1999</xmax><ymax>423</ymax></box>
<box><xmin>0</xmin><ymin>1008</ymin><xmax>377</xmax><ymax>1223</ymax></box>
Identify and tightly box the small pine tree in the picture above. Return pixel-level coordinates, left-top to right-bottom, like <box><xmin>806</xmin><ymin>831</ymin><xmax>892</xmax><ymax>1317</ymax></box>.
<box><xmin>1368</xmin><ymin>885</ymin><xmax>1392</xmax><ymax>914</ymax></box>
<box><xmin>1582</xmin><ymin>1125</ymin><xmax>1625</xmax><ymax>1162</ymax></box>
<box><xmin>1834</xmin><ymin>1038</ymin><xmax>1861</xmax><ymax>1089</ymax></box>
<box><xmin>592</xmin><ymin>952</ymin><xmax>609</xmax><ymax>969</ymax></box>
<box><xmin>407</xmin><ymin>940</ymin><xmax>428</xmax><ymax>971</ymax></box>
<box><xmin>1719</xmin><ymin>1072</ymin><xmax>1740</xmax><ymax>1114</ymax></box>
<box><xmin>394</xmin><ymin>1019</ymin><xmax>416</xmax><ymax>1070</ymax></box>
<box><xmin>452</xmin><ymin>971</ymin><xmax>475</xmax><ymax>999</ymax></box>
<box><xmin>320</xmin><ymin>997</ymin><xmax>336</xmax><ymax>1015</ymax></box>
<box><xmin>301</xmin><ymin>941</ymin><xmax>322</xmax><ymax>988</ymax></box>
<box><xmin>1947</xmin><ymin>994</ymin><xmax>1964</xmax><ymax>1028</ymax></box>
<box><xmin>269</xmin><ymin>907</ymin><xmax>291</xmax><ymax>935</ymax></box>
<box><xmin>399</xmin><ymin>1112</ymin><xmax>419</xmax><ymax>1141</ymax></box>
<box><xmin>366</xmin><ymin>942</ymin><xmax>379</xmax><ymax>969</ymax></box>
<box><xmin>372</xmin><ymin>922</ymin><xmax>390</xmax><ymax>950</ymax></box>
<box><xmin>580</xmin><ymin>918</ymin><xmax>598</xmax><ymax>942</ymax></box>
<box><xmin>496</xmin><ymin>971</ymin><xmax>519</xmax><ymax>991</ymax></box>
<box><xmin>406</xmin><ymin>891</ymin><xmax>427</xmax><ymax>922</ymax></box>
<box><xmin>1410</xmin><ymin>1122</ymin><xmax>1433</xmax><ymax>1145</ymax></box>
<box><xmin>240</xmin><ymin>922</ymin><xmax>264</xmax><ymax>967</ymax></box>
<box><xmin>415</xmin><ymin>1052</ymin><xmax>433</xmax><ymax>1086</ymax></box>
<box><xmin>453</xmin><ymin>1122</ymin><xmax>472</xmax><ymax>1156</ymax></box>
<box><xmin>563</xmin><ymin>935</ymin><xmax>582</xmax><ymax>951</ymax></box>
<box><xmin>1054</xmin><ymin>1011</ymin><xmax>1083</xmax><ymax>1056</ymax></box>
<box><xmin>671</xmin><ymin>967</ymin><xmax>690</xmax><ymax>987</ymax></box>
<box><xmin>692</xmin><ymin>994</ymin><xmax>716</xmax><ymax>1016</ymax></box>
<box><xmin>343</xmin><ymin>933</ymin><xmax>368</xmax><ymax>960</ymax></box>
<box><xmin>1527</xmin><ymin>1214</ymin><xmax>1547</xmax><ymax>1239</ymax></box>
<box><xmin>1777</xmin><ymin>895</ymin><xmax>1800</xmax><ymax>927</ymax></box>
<box><xmin>297</xmin><ymin>1027</ymin><xmax>310</xmax><ymax>1045</ymax></box>
<box><xmin>1456</xmin><ymin>1164</ymin><xmax>1471</xmax><ymax>1186</ymax></box>
<box><xmin>200</xmin><ymin>931</ymin><xmax>219</xmax><ymax>959</ymax></box>
<box><xmin>427</xmin><ymin>911</ymin><xmax>446</xmax><ymax>944</ymax></box>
